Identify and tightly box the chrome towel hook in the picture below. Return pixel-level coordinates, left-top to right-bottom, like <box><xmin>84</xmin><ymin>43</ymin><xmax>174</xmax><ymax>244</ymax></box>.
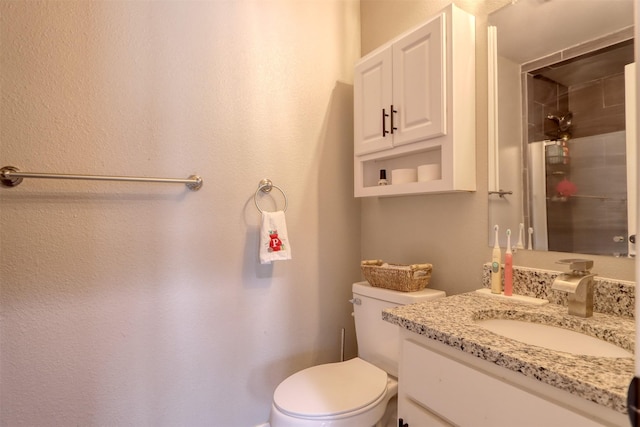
<box><xmin>254</xmin><ymin>178</ymin><xmax>288</xmax><ymax>213</ymax></box>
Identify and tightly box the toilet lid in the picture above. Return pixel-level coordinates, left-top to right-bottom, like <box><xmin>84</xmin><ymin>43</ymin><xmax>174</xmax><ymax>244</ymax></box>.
<box><xmin>273</xmin><ymin>358</ymin><xmax>388</xmax><ymax>418</ymax></box>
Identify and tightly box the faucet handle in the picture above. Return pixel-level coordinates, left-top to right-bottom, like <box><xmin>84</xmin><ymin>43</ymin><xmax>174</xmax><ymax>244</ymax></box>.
<box><xmin>557</xmin><ymin>258</ymin><xmax>593</xmax><ymax>274</ymax></box>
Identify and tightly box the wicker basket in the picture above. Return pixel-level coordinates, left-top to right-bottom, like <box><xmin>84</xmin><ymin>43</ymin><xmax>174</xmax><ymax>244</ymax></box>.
<box><xmin>360</xmin><ymin>260</ymin><xmax>432</xmax><ymax>292</ymax></box>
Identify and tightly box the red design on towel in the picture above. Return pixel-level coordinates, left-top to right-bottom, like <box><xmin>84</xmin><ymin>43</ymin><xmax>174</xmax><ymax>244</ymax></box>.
<box><xmin>269</xmin><ymin>230</ymin><xmax>282</xmax><ymax>252</ymax></box>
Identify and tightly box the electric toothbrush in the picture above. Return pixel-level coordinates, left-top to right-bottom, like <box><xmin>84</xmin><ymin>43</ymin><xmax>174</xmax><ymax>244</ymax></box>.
<box><xmin>516</xmin><ymin>223</ymin><xmax>525</xmax><ymax>250</ymax></box>
<box><xmin>491</xmin><ymin>225</ymin><xmax>502</xmax><ymax>294</ymax></box>
<box><xmin>504</xmin><ymin>229</ymin><xmax>513</xmax><ymax>296</ymax></box>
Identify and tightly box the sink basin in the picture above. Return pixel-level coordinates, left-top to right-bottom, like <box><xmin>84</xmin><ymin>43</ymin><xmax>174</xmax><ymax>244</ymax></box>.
<box><xmin>477</xmin><ymin>319</ymin><xmax>633</xmax><ymax>358</ymax></box>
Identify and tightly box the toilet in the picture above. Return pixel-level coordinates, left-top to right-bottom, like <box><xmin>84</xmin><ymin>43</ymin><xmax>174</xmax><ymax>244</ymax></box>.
<box><xmin>269</xmin><ymin>281</ymin><xmax>446</xmax><ymax>426</ymax></box>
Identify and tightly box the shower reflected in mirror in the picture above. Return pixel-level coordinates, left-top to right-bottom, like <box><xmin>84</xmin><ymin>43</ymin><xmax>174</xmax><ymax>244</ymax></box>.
<box><xmin>487</xmin><ymin>0</ymin><xmax>636</xmax><ymax>258</ymax></box>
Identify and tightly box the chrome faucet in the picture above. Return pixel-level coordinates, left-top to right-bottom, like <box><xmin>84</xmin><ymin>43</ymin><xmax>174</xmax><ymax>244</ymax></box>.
<box><xmin>551</xmin><ymin>259</ymin><xmax>595</xmax><ymax>317</ymax></box>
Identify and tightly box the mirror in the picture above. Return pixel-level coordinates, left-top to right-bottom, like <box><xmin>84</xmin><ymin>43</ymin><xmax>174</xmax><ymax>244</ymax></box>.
<box><xmin>488</xmin><ymin>0</ymin><xmax>636</xmax><ymax>258</ymax></box>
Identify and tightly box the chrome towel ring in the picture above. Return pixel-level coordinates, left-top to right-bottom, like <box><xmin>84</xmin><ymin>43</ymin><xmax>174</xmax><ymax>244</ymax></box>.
<box><xmin>254</xmin><ymin>178</ymin><xmax>287</xmax><ymax>213</ymax></box>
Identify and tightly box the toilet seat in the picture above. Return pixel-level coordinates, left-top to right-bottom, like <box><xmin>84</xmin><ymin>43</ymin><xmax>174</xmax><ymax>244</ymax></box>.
<box><xmin>273</xmin><ymin>358</ymin><xmax>388</xmax><ymax>419</ymax></box>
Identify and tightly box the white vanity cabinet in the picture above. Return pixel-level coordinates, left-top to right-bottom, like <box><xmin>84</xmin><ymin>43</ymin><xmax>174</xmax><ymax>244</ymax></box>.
<box><xmin>397</xmin><ymin>330</ymin><xmax>628</xmax><ymax>427</ymax></box>
<box><xmin>353</xmin><ymin>4</ymin><xmax>476</xmax><ymax>197</ymax></box>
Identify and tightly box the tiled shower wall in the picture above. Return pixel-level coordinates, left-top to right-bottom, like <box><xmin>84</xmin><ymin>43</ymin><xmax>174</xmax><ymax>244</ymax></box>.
<box><xmin>553</xmin><ymin>132</ymin><xmax>628</xmax><ymax>256</ymax></box>
<box><xmin>569</xmin><ymin>72</ymin><xmax>626</xmax><ymax>138</ymax></box>
<box><xmin>527</xmin><ymin>74</ymin><xmax>568</xmax><ymax>143</ymax></box>
<box><xmin>525</xmin><ymin>57</ymin><xmax>628</xmax><ymax>256</ymax></box>
<box><xmin>527</xmin><ymin>70</ymin><xmax>625</xmax><ymax>142</ymax></box>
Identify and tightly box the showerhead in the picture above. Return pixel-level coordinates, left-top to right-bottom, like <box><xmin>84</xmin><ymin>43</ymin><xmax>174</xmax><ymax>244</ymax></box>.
<box><xmin>547</xmin><ymin>112</ymin><xmax>573</xmax><ymax>131</ymax></box>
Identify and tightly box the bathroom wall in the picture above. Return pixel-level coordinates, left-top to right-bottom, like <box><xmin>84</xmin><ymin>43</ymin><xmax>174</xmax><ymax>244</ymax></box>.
<box><xmin>0</xmin><ymin>1</ymin><xmax>360</xmax><ymax>426</ymax></box>
<box><xmin>360</xmin><ymin>0</ymin><xmax>635</xmax><ymax>294</ymax></box>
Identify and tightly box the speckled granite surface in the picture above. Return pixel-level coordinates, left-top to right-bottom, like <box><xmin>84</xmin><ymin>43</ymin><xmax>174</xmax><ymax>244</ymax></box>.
<box><xmin>384</xmin><ymin>265</ymin><xmax>636</xmax><ymax>413</ymax></box>
<box><xmin>383</xmin><ymin>291</ymin><xmax>635</xmax><ymax>414</ymax></box>
<box><xmin>481</xmin><ymin>263</ymin><xmax>635</xmax><ymax>318</ymax></box>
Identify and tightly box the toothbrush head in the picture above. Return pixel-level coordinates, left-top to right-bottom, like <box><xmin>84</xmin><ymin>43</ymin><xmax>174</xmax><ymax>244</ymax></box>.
<box><xmin>506</xmin><ymin>229</ymin><xmax>511</xmax><ymax>236</ymax></box>
<box><xmin>494</xmin><ymin>224</ymin><xmax>499</xmax><ymax>232</ymax></box>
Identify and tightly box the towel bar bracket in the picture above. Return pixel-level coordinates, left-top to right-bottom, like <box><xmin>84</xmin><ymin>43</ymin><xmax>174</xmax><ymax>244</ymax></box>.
<box><xmin>0</xmin><ymin>166</ymin><xmax>23</xmax><ymax>187</ymax></box>
<box><xmin>258</xmin><ymin>178</ymin><xmax>274</xmax><ymax>193</ymax></box>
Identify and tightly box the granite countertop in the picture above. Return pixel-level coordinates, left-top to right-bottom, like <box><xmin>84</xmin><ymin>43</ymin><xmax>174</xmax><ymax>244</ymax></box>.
<box><xmin>383</xmin><ymin>292</ymin><xmax>635</xmax><ymax>414</ymax></box>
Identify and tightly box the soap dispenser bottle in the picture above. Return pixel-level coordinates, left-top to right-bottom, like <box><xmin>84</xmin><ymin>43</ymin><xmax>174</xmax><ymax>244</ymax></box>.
<box><xmin>378</xmin><ymin>169</ymin><xmax>388</xmax><ymax>186</ymax></box>
<box><xmin>491</xmin><ymin>225</ymin><xmax>502</xmax><ymax>294</ymax></box>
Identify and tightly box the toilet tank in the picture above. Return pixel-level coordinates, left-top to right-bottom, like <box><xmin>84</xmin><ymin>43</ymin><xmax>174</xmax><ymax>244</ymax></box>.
<box><xmin>352</xmin><ymin>281</ymin><xmax>445</xmax><ymax>378</ymax></box>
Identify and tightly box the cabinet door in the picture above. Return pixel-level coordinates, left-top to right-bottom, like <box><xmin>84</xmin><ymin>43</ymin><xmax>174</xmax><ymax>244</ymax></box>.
<box><xmin>400</xmin><ymin>339</ymin><xmax>607</xmax><ymax>427</ymax></box>
<box><xmin>354</xmin><ymin>48</ymin><xmax>393</xmax><ymax>156</ymax></box>
<box><xmin>392</xmin><ymin>14</ymin><xmax>445</xmax><ymax>147</ymax></box>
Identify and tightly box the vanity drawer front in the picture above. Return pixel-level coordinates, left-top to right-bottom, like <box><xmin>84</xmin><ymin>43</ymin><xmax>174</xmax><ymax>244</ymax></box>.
<box><xmin>400</xmin><ymin>338</ymin><xmax>604</xmax><ymax>426</ymax></box>
<box><xmin>399</xmin><ymin>397</ymin><xmax>453</xmax><ymax>427</ymax></box>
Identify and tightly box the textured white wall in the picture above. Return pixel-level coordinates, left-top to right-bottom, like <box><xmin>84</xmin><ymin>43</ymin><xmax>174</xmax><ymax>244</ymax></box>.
<box><xmin>0</xmin><ymin>1</ymin><xmax>360</xmax><ymax>425</ymax></box>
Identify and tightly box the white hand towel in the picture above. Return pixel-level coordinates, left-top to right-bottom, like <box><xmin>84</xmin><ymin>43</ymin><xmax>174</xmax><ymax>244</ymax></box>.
<box><xmin>260</xmin><ymin>210</ymin><xmax>292</xmax><ymax>264</ymax></box>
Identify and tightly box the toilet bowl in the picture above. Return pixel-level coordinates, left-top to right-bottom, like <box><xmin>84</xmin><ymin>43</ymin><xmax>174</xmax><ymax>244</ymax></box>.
<box><xmin>270</xmin><ymin>358</ymin><xmax>396</xmax><ymax>426</ymax></box>
<box><xmin>269</xmin><ymin>282</ymin><xmax>446</xmax><ymax>427</ymax></box>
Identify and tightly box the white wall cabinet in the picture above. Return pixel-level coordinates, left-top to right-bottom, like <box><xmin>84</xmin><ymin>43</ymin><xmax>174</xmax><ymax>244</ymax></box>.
<box><xmin>354</xmin><ymin>15</ymin><xmax>444</xmax><ymax>157</ymax></box>
<box><xmin>353</xmin><ymin>4</ymin><xmax>476</xmax><ymax>197</ymax></box>
<box><xmin>354</xmin><ymin>46</ymin><xmax>394</xmax><ymax>156</ymax></box>
<box><xmin>397</xmin><ymin>331</ymin><xmax>627</xmax><ymax>427</ymax></box>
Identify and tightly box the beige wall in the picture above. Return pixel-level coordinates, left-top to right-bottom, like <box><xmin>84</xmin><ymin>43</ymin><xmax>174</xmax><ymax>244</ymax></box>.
<box><xmin>359</xmin><ymin>0</ymin><xmax>635</xmax><ymax>295</ymax></box>
<box><xmin>0</xmin><ymin>1</ymin><xmax>360</xmax><ymax>425</ymax></box>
